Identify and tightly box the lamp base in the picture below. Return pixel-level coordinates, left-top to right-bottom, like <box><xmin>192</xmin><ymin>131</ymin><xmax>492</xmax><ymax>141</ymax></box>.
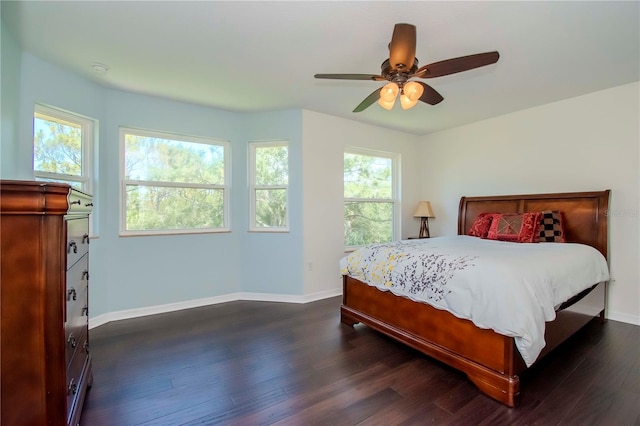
<box><xmin>418</xmin><ymin>217</ymin><xmax>430</xmax><ymax>239</ymax></box>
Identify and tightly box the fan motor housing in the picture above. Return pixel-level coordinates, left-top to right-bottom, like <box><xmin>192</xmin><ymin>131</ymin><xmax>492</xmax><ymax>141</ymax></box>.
<box><xmin>381</xmin><ymin>58</ymin><xmax>419</xmax><ymax>86</ymax></box>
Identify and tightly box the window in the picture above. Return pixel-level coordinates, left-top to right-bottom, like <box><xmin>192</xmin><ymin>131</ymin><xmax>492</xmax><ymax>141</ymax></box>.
<box><xmin>33</xmin><ymin>104</ymin><xmax>94</xmax><ymax>193</ymax></box>
<box><xmin>120</xmin><ymin>127</ymin><xmax>230</xmax><ymax>236</ymax></box>
<box><xmin>344</xmin><ymin>148</ymin><xmax>399</xmax><ymax>248</ymax></box>
<box><xmin>249</xmin><ymin>141</ymin><xmax>289</xmax><ymax>231</ymax></box>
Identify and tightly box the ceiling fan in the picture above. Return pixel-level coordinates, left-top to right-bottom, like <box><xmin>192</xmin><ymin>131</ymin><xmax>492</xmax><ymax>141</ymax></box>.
<box><xmin>314</xmin><ymin>23</ymin><xmax>499</xmax><ymax>112</ymax></box>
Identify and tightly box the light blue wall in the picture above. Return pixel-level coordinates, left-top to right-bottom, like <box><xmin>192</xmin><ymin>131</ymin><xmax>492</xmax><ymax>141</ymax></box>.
<box><xmin>240</xmin><ymin>111</ymin><xmax>304</xmax><ymax>294</ymax></box>
<box><xmin>94</xmin><ymin>89</ymin><xmax>246</xmax><ymax>316</ymax></box>
<box><xmin>1</xmin><ymin>18</ymin><xmax>22</xmax><ymax>178</ymax></box>
<box><xmin>18</xmin><ymin>53</ymin><xmax>106</xmax><ymax>179</ymax></box>
<box><xmin>8</xmin><ymin>50</ymin><xmax>306</xmax><ymax>317</ymax></box>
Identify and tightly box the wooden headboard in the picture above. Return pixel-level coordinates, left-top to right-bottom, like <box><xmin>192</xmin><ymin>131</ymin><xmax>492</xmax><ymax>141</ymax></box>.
<box><xmin>458</xmin><ymin>190</ymin><xmax>610</xmax><ymax>258</ymax></box>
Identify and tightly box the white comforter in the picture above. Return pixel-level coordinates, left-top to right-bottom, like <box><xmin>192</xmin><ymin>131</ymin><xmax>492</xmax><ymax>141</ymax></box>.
<box><xmin>339</xmin><ymin>235</ymin><xmax>609</xmax><ymax>366</ymax></box>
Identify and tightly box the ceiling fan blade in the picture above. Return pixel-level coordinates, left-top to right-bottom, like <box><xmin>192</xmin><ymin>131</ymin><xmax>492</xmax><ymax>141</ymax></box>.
<box><xmin>412</xmin><ymin>51</ymin><xmax>500</xmax><ymax>78</ymax></box>
<box><xmin>388</xmin><ymin>23</ymin><xmax>416</xmax><ymax>71</ymax></box>
<box><xmin>353</xmin><ymin>88</ymin><xmax>382</xmax><ymax>113</ymax></box>
<box><xmin>314</xmin><ymin>74</ymin><xmax>386</xmax><ymax>81</ymax></box>
<box><xmin>417</xmin><ymin>82</ymin><xmax>444</xmax><ymax>105</ymax></box>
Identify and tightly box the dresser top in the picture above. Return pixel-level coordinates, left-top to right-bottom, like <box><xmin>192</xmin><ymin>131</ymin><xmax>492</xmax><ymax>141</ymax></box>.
<box><xmin>1</xmin><ymin>180</ymin><xmax>92</xmax><ymax>215</ymax></box>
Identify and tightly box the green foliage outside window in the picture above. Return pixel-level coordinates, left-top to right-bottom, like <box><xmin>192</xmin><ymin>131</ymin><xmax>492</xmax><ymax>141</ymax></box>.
<box><xmin>253</xmin><ymin>144</ymin><xmax>288</xmax><ymax>228</ymax></box>
<box><xmin>124</xmin><ymin>133</ymin><xmax>227</xmax><ymax>232</ymax></box>
<box><xmin>255</xmin><ymin>188</ymin><xmax>287</xmax><ymax>227</ymax></box>
<box><xmin>125</xmin><ymin>185</ymin><xmax>224</xmax><ymax>230</ymax></box>
<box><xmin>33</xmin><ymin>115</ymin><xmax>83</xmax><ymax>189</ymax></box>
<box><xmin>125</xmin><ymin>135</ymin><xmax>224</xmax><ymax>184</ymax></box>
<box><xmin>255</xmin><ymin>145</ymin><xmax>288</xmax><ymax>185</ymax></box>
<box><xmin>344</xmin><ymin>152</ymin><xmax>394</xmax><ymax>246</ymax></box>
<box><xmin>344</xmin><ymin>153</ymin><xmax>392</xmax><ymax>199</ymax></box>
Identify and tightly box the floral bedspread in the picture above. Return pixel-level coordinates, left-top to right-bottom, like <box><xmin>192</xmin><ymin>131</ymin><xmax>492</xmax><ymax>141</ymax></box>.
<box><xmin>339</xmin><ymin>235</ymin><xmax>609</xmax><ymax>366</ymax></box>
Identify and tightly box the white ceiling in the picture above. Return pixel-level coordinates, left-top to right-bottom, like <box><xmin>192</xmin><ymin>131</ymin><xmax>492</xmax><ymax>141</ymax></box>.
<box><xmin>2</xmin><ymin>1</ymin><xmax>639</xmax><ymax>135</ymax></box>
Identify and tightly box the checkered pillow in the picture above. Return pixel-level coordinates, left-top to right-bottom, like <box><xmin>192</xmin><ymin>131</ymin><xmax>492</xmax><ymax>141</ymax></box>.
<box><xmin>537</xmin><ymin>211</ymin><xmax>566</xmax><ymax>242</ymax></box>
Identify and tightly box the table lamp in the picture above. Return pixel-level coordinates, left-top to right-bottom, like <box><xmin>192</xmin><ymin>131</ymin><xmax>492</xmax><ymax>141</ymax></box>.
<box><xmin>413</xmin><ymin>201</ymin><xmax>435</xmax><ymax>238</ymax></box>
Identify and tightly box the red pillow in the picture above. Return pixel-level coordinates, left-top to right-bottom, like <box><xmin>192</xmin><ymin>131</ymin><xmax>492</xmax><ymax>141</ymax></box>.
<box><xmin>487</xmin><ymin>212</ymin><xmax>542</xmax><ymax>243</ymax></box>
<box><xmin>467</xmin><ymin>213</ymin><xmax>494</xmax><ymax>238</ymax></box>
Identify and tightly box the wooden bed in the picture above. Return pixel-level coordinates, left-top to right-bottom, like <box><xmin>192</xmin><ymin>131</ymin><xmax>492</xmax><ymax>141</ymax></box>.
<box><xmin>340</xmin><ymin>190</ymin><xmax>610</xmax><ymax>407</ymax></box>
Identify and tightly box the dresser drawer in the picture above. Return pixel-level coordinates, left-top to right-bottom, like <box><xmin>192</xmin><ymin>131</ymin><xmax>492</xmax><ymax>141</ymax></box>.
<box><xmin>66</xmin><ymin>332</ymin><xmax>89</xmax><ymax>422</ymax></box>
<box><xmin>65</xmin><ymin>291</ymin><xmax>88</xmax><ymax>368</ymax></box>
<box><xmin>66</xmin><ymin>254</ymin><xmax>88</xmax><ymax>316</ymax></box>
<box><xmin>66</xmin><ymin>217</ymin><xmax>89</xmax><ymax>270</ymax></box>
<box><xmin>68</xmin><ymin>190</ymin><xmax>93</xmax><ymax>214</ymax></box>
<box><xmin>65</xmin><ymin>284</ymin><xmax>88</xmax><ymax>330</ymax></box>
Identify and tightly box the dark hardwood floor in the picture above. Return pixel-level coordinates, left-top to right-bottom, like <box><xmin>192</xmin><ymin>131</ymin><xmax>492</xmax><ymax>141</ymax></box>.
<box><xmin>80</xmin><ymin>296</ymin><xmax>639</xmax><ymax>425</ymax></box>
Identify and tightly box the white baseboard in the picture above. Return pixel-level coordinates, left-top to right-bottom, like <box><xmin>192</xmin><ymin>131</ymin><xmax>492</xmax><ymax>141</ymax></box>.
<box><xmin>606</xmin><ymin>310</ymin><xmax>640</xmax><ymax>326</ymax></box>
<box><xmin>237</xmin><ymin>288</ymin><xmax>343</xmax><ymax>304</ymax></box>
<box><xmin>88</xmin><ymin>288</ymin><xmax>342</xmax><ymax>329</ymax></box>
<box><xmin>89</xmin><ymin>288</ymin><xmax>638</xmax><ymax>330</ymax></box>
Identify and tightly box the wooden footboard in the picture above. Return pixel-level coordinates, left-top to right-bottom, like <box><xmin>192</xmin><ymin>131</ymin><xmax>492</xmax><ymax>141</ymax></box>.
<box><xmin>341</xmin><ymin>276</ymin><xmax>523</xmax><ymax>406</ymax></box>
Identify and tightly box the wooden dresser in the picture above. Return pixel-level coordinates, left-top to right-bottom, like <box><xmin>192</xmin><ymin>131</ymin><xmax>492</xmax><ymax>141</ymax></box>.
<box><xmin>1</xmin><ymin>180</ymin><xmax>93</xmax><ymax>426</ymax></box>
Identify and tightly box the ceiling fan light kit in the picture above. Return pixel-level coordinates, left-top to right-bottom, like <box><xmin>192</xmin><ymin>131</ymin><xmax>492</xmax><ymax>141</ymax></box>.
<box><xmin>314</xmin><ymin>23</ymin><xmax>500</xmax><ymax>113</ymax></box>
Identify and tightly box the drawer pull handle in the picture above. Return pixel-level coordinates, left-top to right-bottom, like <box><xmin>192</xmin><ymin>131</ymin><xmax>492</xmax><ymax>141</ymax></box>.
<box><xmin>70</xmin><ymin>200</ymin><xmax>81</xmax><ymax>206</ymax></box>
<box><xmin>67</xmin><ymin>287</ymin><xmax>77</xmax><ymax>301</ymax></box>
<box><xmin>85</xmin><ymin>202</ymin><xmax>93</xmax><ymax>207</ymax></box>
<box><xmin>68</xmin><ymin>241</ymin><xmax>77</xmax><ymax>254</ymax></box>
<box><xmin>68</xmin><ymin>378</ymin><xmax>78</xmax><ymax>395</ymax></box>
<box><xmin>82</xmin><ymin>306</ymin><xmax>89</xmax><ymax>316</ymax></box>
<box><xmin>82</xmin><ymin>234</ymin><xmax>90</xmax><ymax>244</ymax></box>
<box><xmin>68</xmin><ymin>333</ymin><xmax>77</xmax><ymax>348</ymax></box>
<box><xmin>82</xmin><ymin>270</ymin><xmax>89</xmax><ymax>280</ymax></box>
<box><xmin>83</xmin><ymin>340</ymin><xmax>90</xmax><ymax>353</ymax></box>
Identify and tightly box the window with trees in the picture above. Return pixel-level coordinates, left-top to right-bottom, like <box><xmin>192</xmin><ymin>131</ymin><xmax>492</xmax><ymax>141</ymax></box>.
<box><xmin>33</xmin><ymin>104</ymin><xmax>94</xmax><ymax>192</ymax></box>
<box><xmin>249</xmin><ymin>141</ymin><xmax>289</xmax><ymax>231</ymax></box>
<box><xmin>120</xmin><ymin>127</ymin><xmax>229</xmax><ymax>236</ymax></box>
<box><xmin>344</xmin><ymin>148</ymin><xmax>398</xmax><ymax>248</ymax></box>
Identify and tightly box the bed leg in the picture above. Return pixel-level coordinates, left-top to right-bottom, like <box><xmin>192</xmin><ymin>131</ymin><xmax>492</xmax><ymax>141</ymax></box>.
<box><xmin>466</xmin><ymin>371</ymin><xmax>519</xmax><ymax>408</ymax></box>
<box><xmin>340</xmin><ymin>307</ymin><xmax>359</xmax><ymax>327</ymax></box>
<box><xmin>599</xmin><ymin>309</ymin><xmax>607</xmax><ymax>324</ymax></box>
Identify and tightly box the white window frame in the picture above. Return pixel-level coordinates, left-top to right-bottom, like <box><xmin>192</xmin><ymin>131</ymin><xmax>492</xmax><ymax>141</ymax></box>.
<box><xmin>119</xmin><ymin>127</ymin><xmax>231</xmax><ymax>236</ymax></box>
<box><xmin>249</xmin><ymin>140</ymin><xmax>289</xmax><ymax>232</ymax></box>
<box><xmin>344</xmin><ymin>146</ymin><xmax>400</xmax><ymax>250</ymax></box>
<box><xmin>33</xmin><ymin>104</ymin><xmax>94</xmax><ymax>195</ymax></box>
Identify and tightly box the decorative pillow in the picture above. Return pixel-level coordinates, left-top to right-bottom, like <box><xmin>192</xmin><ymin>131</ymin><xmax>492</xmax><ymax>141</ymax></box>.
<box><xmin>537</xmin><ymin>210</ymin><xmax>566</xmax><ymax>242</ymax></box>
<box><xmin>467</xmin><ymin>213</ymin><xmax>494</xmax><ymax>238</ymax></box>
<box><xmin>486</xmin><ymin>212</ymin><xmax>542</xmax><ymax>243</ymax></box>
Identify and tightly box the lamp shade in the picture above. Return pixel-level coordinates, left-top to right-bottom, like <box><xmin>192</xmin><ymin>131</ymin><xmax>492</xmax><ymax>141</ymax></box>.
<box><xmin>403</xmin><ymin>81</ymin><xmax>424</xmax><ymax>101</ymax></box>
<box><xmin>413</xmin><ymin>201</ymin><xmax>435</xmax><ymax>218</ymax></box>
<box><xmin>377</xmin><ymin>97</ymin><xmax>396</xmax><ymax>110</ymax></box>
<box><xmin>399</xmin><ymin>93</ymin><xmax>418</xmax><ymax>110</ymax></box>
<box><xmin>380</xmin><ymin>82</ymin><xmax>400</xmax><ymax>102</ymax></box>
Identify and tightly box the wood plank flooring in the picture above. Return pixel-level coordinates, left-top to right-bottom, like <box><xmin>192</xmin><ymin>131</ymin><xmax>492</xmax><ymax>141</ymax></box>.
<box><xmin>80</xmin><ymin>296</ymin><xmax>639</xmax><ymax>425</ymax></box>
